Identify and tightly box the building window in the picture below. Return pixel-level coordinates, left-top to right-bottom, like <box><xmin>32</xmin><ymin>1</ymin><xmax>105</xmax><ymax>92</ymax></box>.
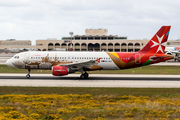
<box><xmin>82</xmin><ymin>37</ymin><xmax>87</xmax><ymax>40</ymax></box>
<box><xmin>95</xmin><ymin>37</ymin><xmax>100</xmax><ymax>40</ymax></box>
<box><xmin>108</xmin><ymin>37</ymin><xmax>113</xmax><ymax>40</ymax></box>
<box><xmin>88</xmin><ymin>37</ymin><xmax>93</xmax><ymax>40</ymax></box>
<box><xmin>101</xmin><ymin>37</ymin><xmax>107</xmax><ymax>40</ymax></box>
<box><xmin>75</xmin><ymin>37</ymin><xmax>80</xmax><ymax>40</ymax></box>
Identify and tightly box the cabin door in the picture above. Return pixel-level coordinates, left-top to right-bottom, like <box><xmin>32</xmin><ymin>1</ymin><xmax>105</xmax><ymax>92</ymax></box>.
<box><xmin>135</xmin><ymin>54</ymin><xmax>141</xmax><ymax>64</ymax></box>
<box><xmin>25</xmin><ymin>53</ymin><xmax>30</xmax><ymax>60</ymax></box>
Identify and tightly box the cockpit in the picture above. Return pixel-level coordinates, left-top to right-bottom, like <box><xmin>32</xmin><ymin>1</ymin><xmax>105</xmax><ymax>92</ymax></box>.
<box><xmin>14</xmin><ymin>56</ymin><xmax>19</xmax><ymax>59</ymax></box>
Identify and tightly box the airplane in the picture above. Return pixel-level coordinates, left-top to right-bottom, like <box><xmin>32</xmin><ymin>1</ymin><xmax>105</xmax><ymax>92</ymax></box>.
<box><xmin>6</xmin><ymin>26</ymin><xmax>173</xmax><ymax>79</ymax></box>
<box><xmin>165</xmin><ymin>46</ymin><xmax>180</xmax><ymax>55</ymax></box>
<box><xmin>164</xmin><ymin>46</ymin><xmax>180</xmax><ymax>61</ymax></box>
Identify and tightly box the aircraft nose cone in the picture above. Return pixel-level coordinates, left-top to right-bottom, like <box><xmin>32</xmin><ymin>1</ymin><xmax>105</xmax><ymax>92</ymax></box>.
<box><xmin>6</xmin><ymin>59</ymin><xmax>15</xmax><ymax>68</ymax></box>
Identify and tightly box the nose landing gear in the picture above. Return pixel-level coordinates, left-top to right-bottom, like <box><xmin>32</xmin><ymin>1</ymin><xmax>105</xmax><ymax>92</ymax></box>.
<box><xmin>26</xmin><ymin>69</ymin><xmax>31</xmax><ymax>78</ymax></box>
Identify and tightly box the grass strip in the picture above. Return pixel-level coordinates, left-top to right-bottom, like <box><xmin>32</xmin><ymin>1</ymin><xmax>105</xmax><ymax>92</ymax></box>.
<box><xmin>0</xmin><ymin>86</ymin><xmax>180</xmax><ymax>98</ymax></box>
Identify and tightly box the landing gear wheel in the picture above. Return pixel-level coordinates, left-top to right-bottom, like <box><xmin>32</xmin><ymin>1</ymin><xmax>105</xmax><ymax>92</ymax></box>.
<box><xmin>80</xmin><ymin>72</ymin><xmax>89</xmax><ymax>79</ymax></box>
<box><xmin>26</xmin><ymin>69</ymin><xmax>31</xmax><ymax>78</ymax></box>
<box><xmin>80</xmin><ymin>74</ymin><xmax>85</xmax><ymax>79</ymax></box>
<box><xmin>84</xmin><ymin>73</ymin><xmax>89</xmax><ymax>78</ymax></box>
<box><xmin>26</xmin><ymin>74</ymin><xmax>30</xmax><ymax>78</ymax></box>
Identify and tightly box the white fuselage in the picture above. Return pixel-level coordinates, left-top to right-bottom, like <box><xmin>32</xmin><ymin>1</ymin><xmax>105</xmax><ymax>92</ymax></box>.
<box><xmin>6</xmin><ymin>51</ymin><xmax>119</xmax><ymax>70</ymax></box>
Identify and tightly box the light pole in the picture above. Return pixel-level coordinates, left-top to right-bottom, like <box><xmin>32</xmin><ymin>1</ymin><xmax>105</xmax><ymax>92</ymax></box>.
<box><xmin>69</xmin><ymin>32</ymin><xmax>73</xmax><ymax>51</ymax></box>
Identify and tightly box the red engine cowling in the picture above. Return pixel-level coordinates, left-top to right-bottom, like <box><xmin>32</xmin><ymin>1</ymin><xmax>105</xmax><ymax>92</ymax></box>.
<box><xmin>52</xmin><ymin>66</ymin><xmax>69</xmax><ymax>76</ymax></box>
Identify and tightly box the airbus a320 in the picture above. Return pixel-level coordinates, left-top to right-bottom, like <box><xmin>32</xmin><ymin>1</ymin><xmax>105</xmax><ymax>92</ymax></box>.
<box><xmin>6</xmin><ymin>26</ymin><xmax>173</xmax><ymax>79</ymax></box>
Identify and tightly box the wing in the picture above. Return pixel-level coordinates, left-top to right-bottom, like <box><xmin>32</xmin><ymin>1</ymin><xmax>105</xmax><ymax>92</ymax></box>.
<box><xmin>60</xmin><ymin>60</ymin><xmax>98</xmax><ymax>69</ymax></box>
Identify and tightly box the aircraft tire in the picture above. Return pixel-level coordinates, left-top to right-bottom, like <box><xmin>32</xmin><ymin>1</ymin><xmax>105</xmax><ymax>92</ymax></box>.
<box><xmin>26</xmin><ymin>74</ymin><xmax>30</xmax><ymax>78</ymax></box>
<box><xmin>84</xmin><ymin>73</ymin><xmax>89</xmax><ymax>78</ymax></box>
<box><xmin>80</xmin><ymin>74</ymin><xmax>85</xmax><ymax>79</ymax></box>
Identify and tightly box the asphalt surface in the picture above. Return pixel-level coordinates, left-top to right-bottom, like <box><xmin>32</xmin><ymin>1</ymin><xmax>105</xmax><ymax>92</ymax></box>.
<box><xmin>0</xmin><ymin>74</ymin><xmax>180</xmax><ymax>88</ymax></box>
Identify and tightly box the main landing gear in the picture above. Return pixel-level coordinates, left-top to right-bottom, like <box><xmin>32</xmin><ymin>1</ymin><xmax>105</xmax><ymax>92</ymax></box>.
<box><xmin>80</xmin><ymin>72</ymin><xmax>89</xmax><ymax>79</ymax></box>
<box><xmin>26</xmin><ymin>69</ymin><xmax>31</xmax><ymax>78</ymax></box>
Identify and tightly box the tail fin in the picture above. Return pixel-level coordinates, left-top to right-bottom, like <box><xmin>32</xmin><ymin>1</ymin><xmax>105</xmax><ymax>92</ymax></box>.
<box><xmin>139</xmin><ymin>26</ymin><xmax>171</xmax><ymax>54</ymax></box>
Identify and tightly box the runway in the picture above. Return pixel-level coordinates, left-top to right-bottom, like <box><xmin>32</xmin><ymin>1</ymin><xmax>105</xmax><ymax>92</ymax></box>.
<box><xmin>0</xmin><ymin>74</ymin><xmax>180</xmax><ymax>88</ymax></box>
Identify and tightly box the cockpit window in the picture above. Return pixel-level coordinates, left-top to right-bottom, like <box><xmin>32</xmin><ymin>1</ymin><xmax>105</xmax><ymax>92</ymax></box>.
<box><xmin>14</xmin><ymin>56</ymin><xmax>19</xmax><ymax>59</ymax></box>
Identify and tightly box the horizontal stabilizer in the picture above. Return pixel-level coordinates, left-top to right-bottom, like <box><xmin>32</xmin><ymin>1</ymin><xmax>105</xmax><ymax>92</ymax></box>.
<box><xmin>149</xmin><ymin>56</ymin><xmax>169</xmax><ymax>61</ymax></box>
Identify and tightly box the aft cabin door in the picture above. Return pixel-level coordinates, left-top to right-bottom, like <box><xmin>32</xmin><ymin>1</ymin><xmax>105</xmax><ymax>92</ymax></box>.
<box><xmin>135</xmin><ymin>54</ymin><xmax>141</xmax><ymax>64</ymax></box>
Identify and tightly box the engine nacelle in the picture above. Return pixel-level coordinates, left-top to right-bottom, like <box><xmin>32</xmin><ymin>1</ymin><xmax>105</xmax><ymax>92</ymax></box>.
<box><xmin>52</xmin><ymin>66</ymin><xmax>69</xmax><ymax>76</ymax></box>
<box><xmin>165</xmin><ymin>51</ymin><xmax>172</xmax><ymax>55</ymax></box>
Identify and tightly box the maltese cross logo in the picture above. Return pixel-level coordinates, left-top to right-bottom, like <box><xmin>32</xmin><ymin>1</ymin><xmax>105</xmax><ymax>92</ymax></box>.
<box><xmin>96</xmin><ymin>58</ymin><xmax>101</xmax><ymax>63</ymax></box>
<box><xmin>151</xmin><ymin>34</ymin><xmax>167</xmax><ymax>53</ymax></box>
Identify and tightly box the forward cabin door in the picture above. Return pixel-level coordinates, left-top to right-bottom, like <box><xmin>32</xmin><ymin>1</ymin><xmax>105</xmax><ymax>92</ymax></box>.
<box><xmin>25</xmin><ymin>53</ymin><xmax>30</xmax><ymax>63</ymax></box>
<box><xmin>135</xmin><ymin>53</ymin><xmax>141</xmax><ymax>64</ymax></box>
<box><xmin>24</xmin><ymin>53</ymin><xmax>31</xmax><ymax>69</ymax></box>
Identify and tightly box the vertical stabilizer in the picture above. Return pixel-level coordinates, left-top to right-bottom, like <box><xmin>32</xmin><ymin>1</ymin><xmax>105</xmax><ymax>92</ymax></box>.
<box><xmin>139</xmin><ymin>26</ymin><xmax>171</xmax><ymax>54</ymax></box>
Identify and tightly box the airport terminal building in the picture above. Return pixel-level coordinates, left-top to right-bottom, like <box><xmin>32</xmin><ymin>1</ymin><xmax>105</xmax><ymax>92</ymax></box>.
<box><xmin>36</xmin><ymin>29</ymin><xmax>148</xmax><ymax>52</ymax></box>
<box><xmin>0</xmin><ymin>29</ymin><xmax>180</xmax><ymax>52</ymax></box>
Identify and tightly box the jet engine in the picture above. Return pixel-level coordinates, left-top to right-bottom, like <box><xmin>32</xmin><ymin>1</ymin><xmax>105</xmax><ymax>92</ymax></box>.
<box><xmin>52</xmin><ymin>66</ymin><xmax>69</xmax><ymax>76</ymax></box>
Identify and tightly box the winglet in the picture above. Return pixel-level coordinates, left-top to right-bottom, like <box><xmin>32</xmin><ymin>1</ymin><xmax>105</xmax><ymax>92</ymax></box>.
<box><xmin>139</xmin><ymin>26</ymin><xmax>171</xmax><ymax>54</ymax></box>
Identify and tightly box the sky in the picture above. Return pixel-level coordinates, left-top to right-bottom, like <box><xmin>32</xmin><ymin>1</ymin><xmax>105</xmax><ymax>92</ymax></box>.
<box><xmin>0</xmin><ymin>0</ymin><xmax>180</xmax><ymax>45</ymax></box>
